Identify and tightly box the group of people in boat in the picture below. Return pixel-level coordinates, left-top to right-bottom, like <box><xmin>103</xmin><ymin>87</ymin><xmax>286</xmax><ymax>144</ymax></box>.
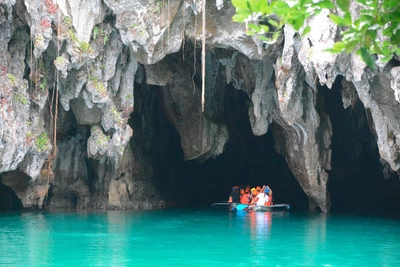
<box><xmin>228</xmin><ymin>185</ymin><xmax>273</xmax><ymax>206</ymax></box>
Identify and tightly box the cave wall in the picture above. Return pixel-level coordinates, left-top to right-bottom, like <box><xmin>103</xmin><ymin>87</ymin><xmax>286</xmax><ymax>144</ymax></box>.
<box><xmin>0</xmin><ymin>0</ymin><xmax>400</xmax><ymax>212</ymax></box>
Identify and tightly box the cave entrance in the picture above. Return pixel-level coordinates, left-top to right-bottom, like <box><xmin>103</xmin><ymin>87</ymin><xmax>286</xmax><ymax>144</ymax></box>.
<box><xmin>0</xmin><ymin>179</ymin><xmax>22</xmax><ymax>211</ymax></box>
<box><xmin>151</xmin><ymin>85</ymin><xmax>308</xmax><ymax>209</ymax></box>
<box><xmin>321</xmin><ymin>77</ymin><xmax>400</xmax><ymax>214</ymax></box>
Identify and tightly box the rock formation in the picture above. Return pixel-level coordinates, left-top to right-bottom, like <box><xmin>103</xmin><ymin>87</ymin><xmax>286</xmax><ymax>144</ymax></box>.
<box><xmin>0</xmin><ymin>0</ymin><xmax>399</xmax><ymax>212</ymax></box>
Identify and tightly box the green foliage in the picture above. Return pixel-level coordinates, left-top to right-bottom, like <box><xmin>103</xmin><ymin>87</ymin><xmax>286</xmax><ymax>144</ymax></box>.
<box><xmin>36</xmin><ymin>132</ymin><xmax>50</xmax><ymax>151</ymax></box>
<box><xmin>79</xmin><ymin>41</ymin><xmax>93</xmax><ymax>53</ymax></box>
<box><xmin>93</xmin><ymin>26</ymin><xmax>99</xmax><ymax>40</ymax></box>
<box><xmin>26</xmin><ymin>131</ymin><xmax>34</xmax><ymax>138</ymax></box>
<box><xmin>14</xmin><ymin>92</ymin><xmax>28</xmax><ymax>105</ymax></box>
<box><xmin>64</xmin><ymin>16</ymin><xmax>72</xmax><ymax>26</ymax></box>
<box><xmin>35</xmin><ymin>34</ymin><xmax>45</xmax><ymax>47</ymax></box>
<box><xmin>150</xmin><ymin>0</ymin><xmax>163</xmax><ymax>13</ymax></box>
<box><xmin>232</xmin><ymin>0</ymin><xmax>400</xmax><ymax>68</ymax></box>
<box><xmin>7</xmin><ymin>73</ymin><xmax>17</xmax><ymax>86</ymax></box>
<box><xmin>129</xmin><ymin>22</ymin><xmax>148</xmax><ymax>37</ymax></box>
<box><xmin>69</xmin><ymin>29</ymin><xmax>94</xmax><ymax>54</ymax></box>
<box><xmin>95</xmin><ymin>131</ymin><xmax>109</xmax><ymax>146</ymax></box>
<box><xmin>54</xmin><ymin>56</ymin><xmax>66</xmax><ymax>65</ymax></box>
<box><xmin>93</xmin><ymin>25</ymin><xmax>110</xmax><ymax>46</ymax></box>
<box><xmin>39</xmin><ymin>77</ymin><xmax>47</xmax><ymax>92</ymax></box>
<box><xmin>90</xmin><ymin>76</ymin><xmax>107</xmax><ymax>96</ymax></box>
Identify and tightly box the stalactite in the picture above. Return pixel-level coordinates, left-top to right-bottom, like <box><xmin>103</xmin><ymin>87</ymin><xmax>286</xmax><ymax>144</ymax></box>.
<box><xmin>192</xmin><ymin>10</ymin><xmax>197</xmax><ymax>93</ymax></box>
<box><xmin>201</xmin><ymin>0</ymin><xmax>206</xmax><ymax>111</ymax></box>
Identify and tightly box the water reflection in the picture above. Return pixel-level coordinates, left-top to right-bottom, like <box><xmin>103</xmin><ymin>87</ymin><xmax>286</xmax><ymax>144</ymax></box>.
<box><xmin>249</xmin><ymin>211</ymin><xmax>272</xmax><ymax>240</ymax></box>
<box><xmin>106</xmin><ymin>211</ymin><xmax>129</xmax><ymax>267</ymax></box>
<box><xmin>303</xmin><ymin>212</ymin><xmax>327</xmax><ymax>266</ymax></box>
<box><xmin>21</xmin><ymin>213</ymin><xmax>50</xmax><ymax>266</ymax></box>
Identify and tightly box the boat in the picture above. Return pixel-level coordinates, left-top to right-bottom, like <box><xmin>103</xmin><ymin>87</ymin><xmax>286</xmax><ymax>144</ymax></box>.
<box><xmin>211</xmin><ymin>201</ymin><xmax>232</xmax><ymax>208</ymax></box>
<box><xmin>250</xmin><ymin>204</ymin><xmax>290</xmax><ymax>212</ymax></box>
<box><xmin>212</xmin><ymin>202</ymin><xmax>290</xmax><ymax>211</ymax></box>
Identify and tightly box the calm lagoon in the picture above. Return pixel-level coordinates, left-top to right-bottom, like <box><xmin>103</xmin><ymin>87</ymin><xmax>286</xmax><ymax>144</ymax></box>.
<box><xmin>1</xmin><ymin>209</ymin><xmax>400</xmax><ymax>266</ymax></box>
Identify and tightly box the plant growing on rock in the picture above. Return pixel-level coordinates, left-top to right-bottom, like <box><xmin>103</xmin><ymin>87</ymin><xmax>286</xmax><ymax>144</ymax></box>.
<box><xmin>13</xmin><ymin>92</ymin><xmax>28</xmax><ymax>105</ymax></box>
<box><xmin>7</xmin><ymin>73</ymin><xmax>17</xmax><ymax>86</ymax></box>
<box><xmin>93</xmin><ymin>25</ymin><xmax>110</xmax><ymax>47</ymax></box>
<box><xmin>128</xmin><ymin>22</ymin><xmax>149</xmax><ymax>37</ymax></box>
<box><xmin>44</xmin><ymin>0</ymin><xmax>58</xmax><ymax>15</ymax></box>
<box><xmin>110</xmin><ymin>107</ymin><xmax>124</xmax><ymax>125</ymax></box>
<box><xmin>94</xmin><ymin>129</ymin><xmax>110</xmax><ymax>147</ymax></box>
<box><xmin>39</xmin><ymin>77</ymin><xmax>47</xmax><ymax>92</ymax></box>
<box><xmin>36</xmin><ymin>132</ymin><xmax>51</xmax><ymax>152</ymax></box>
<box><xmin>25</xmin><ymin>131</ymin><xmax>35</xmax><ymax>145</ymax></box>
<box><xmin>69</xmin><ymin>30</ymin><xmax>95</xmax><ymax>55</ymax></box>
<box><xmin>40</xmin><ymin>18</ymin><xmax>51</xmax><ymax>29</ymax></box>
<box><xmin>232</xmin><ymin>0</ymin><xmax>400</xmax><ymax>68</ymax></box>
<box><xmin>35</xmin><ymin>34</ymin><xmax>45</xmax><ymax>48</ymax></box>
<box><xmin>150</xmin><ymin>0</ymin><xmax>163</xmax><ymax>14</ymax></box>
<box><xmin>54</xmin><ymin>56</ymin><xmax>66</xmax><ymax>65</ymax></box>
<box><xmin>89</xmin><ymin>75</ymin><xmax>108</xmax><ymax>97</ymax></box>
<box><xmin>64</xmin><ymin>16</ymin><xmax>72</xmax><ymax>26</ymax></box>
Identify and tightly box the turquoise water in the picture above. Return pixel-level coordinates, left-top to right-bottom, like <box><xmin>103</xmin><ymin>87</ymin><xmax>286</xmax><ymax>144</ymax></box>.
<box><xmin>1</xmin><ymin>209</ymin><xmax>400</xmax><ymax>266</ymax></box>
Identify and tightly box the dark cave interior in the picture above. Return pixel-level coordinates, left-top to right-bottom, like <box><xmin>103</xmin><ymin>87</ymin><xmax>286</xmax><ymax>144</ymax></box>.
<box><xmin>151</xmin><ymin>77</ymin><xmax>400</xmax><ymax>214</ymax></box>
<box><xmin>321</xmin><ymin>77</ymin><xmax>400</xmax><ymax>214</ymax></box>
<box><xmin>151</xmin><ymin>84</ymin><xmax>308</xmax><ymax>210</ymax></box>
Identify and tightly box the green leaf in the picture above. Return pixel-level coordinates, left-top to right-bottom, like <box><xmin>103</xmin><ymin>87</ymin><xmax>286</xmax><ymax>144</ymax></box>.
<box><xmin>272</xmin><ymin>1</ymin><xmax>290</xmax><ymax>16</ymax></box>
<box><xmin>93</xmin><ymin>26</ymin><xmax>99</xmax><ymax>40</ymax></box>
<box><xmin>247</xmin><ymin>0</ymin><xmax>261</xmax><ymax>13</ymax></box>
<box><xmin>329</xmin><ymin>14</ymin><xmax>348</xmax><ymax>26</ymax></box>
<box><xmin>247</xmin><ymin>23</ymin><xmax>261</xmax><ymax>33</ymax></box>
<box><xmin>336</xmin><ymin>0</ymin><xmax>350</xmax><ymax>12</ymax></box>
<box><xmin>345</xmin><ymin>40</ymin><xmax>358</xmax><ymax>53</ymax></box>
<box><xmin>268</xmin><ymin>19</ymin><xmax>279</xmax><ymax>28</ymax></box>
<box><xmin>246</xmin><ymin>30</ymin><xmax>256</xmax><ymax>36</ymax></box>
<box><xmin>372</xmin><ymin>42</ymin><xmax>382</xmax><ymax>54</ymax></box>
<box><xmin>231</xmin><ymin>0</ymin><xmax>249</xmax><ymax>10</ymax></box>
<box><xmin>317</xmin><ymin>0</ymin><xmax>335</xmax><ymax>9</ymax></box>
<box><xmin>292</xmin><ymin>15</ymin><xmax>306</xmax><ymax>31</ymax></box>
<box><xmin>232</xmin><ymin>13</ymin><xmax>251</xmax><ymax>23</ymax></box>
<box><xmin>343</xmin><ymin>12</ymin><xmax>352</xmax><ymax>24</ymax></box>
<box><xmin>326</xmin><ymin>41</ymin><xmax>347</xmax><ymax>53</ymax></box>
<box><xmin>301</xmin><ymin>26</ymin><xmax>311</xmax><ymax>36</ymax></box>
<box><xmin>359</xmin><ymin>47</ymin><xmax>375</xmax><ymax>69</ymax></box>
<box><xmin>260</xmin><ymin>24</ymin><xmax>270</xmax><ymax>33</ymax></box>
<box><xmin>381</xmin><ymin>47</ymin><xmax>391</xmax><ymax>56</ymax></box>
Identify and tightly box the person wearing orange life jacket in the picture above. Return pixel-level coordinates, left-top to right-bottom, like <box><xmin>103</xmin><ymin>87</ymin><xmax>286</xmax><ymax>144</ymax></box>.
<box><xmin>240</xmin><ymin>188</ymin><xmax>250</xmax><ymax>204</ymax></box>
<box><xmin>265</xmin><ymin>186</ymin><xmax>273</xmax><ymax>206</ymax></box>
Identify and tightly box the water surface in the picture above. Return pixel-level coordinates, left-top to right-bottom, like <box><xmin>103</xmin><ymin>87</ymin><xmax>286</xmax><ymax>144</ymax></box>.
<box><xmin>1</xmin><ymin>209</ymin><xmax>399</xmax><ymax>266</ymax></box>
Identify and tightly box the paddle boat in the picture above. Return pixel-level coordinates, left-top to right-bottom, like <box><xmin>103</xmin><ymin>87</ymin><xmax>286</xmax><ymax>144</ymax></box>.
<box><xmin>249</xmin><ymin>204</ymin><xmax>290</xmax><ymax>212</ymax></box>
<box><xmin>211</xmin><ymin>202</ymin><xmax>290</xmax><ymax>211</ymax></box>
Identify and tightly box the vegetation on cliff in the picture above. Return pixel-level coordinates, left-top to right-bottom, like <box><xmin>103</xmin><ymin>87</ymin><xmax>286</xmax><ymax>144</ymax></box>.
<box><xmin>232</xmin><ymin>0</ymin><xmax>400</xmax><ymax>68</ymax></box>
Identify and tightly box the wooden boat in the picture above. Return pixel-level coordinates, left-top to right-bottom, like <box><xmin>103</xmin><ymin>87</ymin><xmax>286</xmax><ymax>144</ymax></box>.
<box><xmin>250</xmin><ymin>204</ymin><xmax>290</xmax><ymax>212</ymax></box>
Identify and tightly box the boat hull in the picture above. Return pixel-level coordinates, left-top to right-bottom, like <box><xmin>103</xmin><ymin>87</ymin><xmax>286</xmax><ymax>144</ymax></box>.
<box><xmin>250</xmin><ymin>204</ymin><xmax>290</xmax><ymax>212</ymax></box>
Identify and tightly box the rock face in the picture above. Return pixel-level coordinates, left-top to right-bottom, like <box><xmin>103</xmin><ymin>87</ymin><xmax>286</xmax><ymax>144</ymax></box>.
<box><xmin>0</xmin><ymin>0</ymin><xmax>399</xmax><ymax>212</ymax></box>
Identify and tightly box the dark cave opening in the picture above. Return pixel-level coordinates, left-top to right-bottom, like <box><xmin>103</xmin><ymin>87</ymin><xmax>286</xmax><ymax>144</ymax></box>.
<box><xmin>321</xmin><ymin>77</ymin><xmax>400</xmax><ymax>214</ymax></box>
<box><xmin>0</xmin><ymin>180</ymin><xmax>23</xmax><ymax>211</ymax></box>
<box><xmin>151</xmin><ymin>85</ymin><xmax>308</xmax><ymax>209</ymax></box>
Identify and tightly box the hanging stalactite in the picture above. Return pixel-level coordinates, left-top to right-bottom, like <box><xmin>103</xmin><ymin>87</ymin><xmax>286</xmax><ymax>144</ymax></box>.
<box><xmin>201</xmin><ymin>0</ymin><xmax>206</xmax><ymax>111</ymax></box>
